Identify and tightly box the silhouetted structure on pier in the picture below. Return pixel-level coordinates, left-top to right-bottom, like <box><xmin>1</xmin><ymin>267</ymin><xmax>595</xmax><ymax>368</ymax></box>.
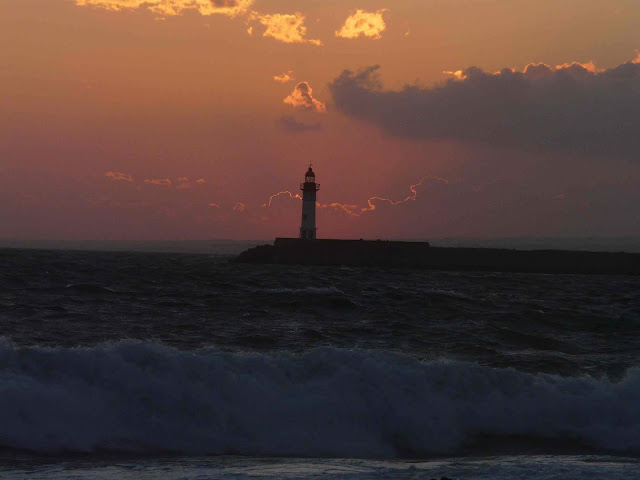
<box><xmin>235</xmin><ymin>167</ymin><xmax>640</xmax><ymax>274</ymax></box>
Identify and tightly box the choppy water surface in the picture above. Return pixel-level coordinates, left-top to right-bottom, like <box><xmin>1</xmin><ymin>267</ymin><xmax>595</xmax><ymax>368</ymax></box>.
<box><xmin>1</xmin><ymin>248</ymin><xmax>639</xmax><ymax>479</ymax></box>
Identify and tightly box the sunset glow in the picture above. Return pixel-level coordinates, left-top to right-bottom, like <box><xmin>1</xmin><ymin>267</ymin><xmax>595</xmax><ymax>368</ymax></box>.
<box><xmin>76</xmin><ymin>0</ymin><xmax>254</xmax><ymax>17</ymax></box>
<box><xmin>257</xmin><ymin>12</ymin><xmax>320</xmax><ymax>45</ymax></box>
<box><xmin>2</xmin><ymin>0</ymin><xmax>640</xmax><ymax>241</ymax></box>
<box><xmin>335</xmin><ymin>9</ymin><xmax>388</xmax><ymax>40</ymax></box>
<box><xmin>283</xmin><ymin>82</ymin><xmax>327</xmax><ymax>113</ymax></box>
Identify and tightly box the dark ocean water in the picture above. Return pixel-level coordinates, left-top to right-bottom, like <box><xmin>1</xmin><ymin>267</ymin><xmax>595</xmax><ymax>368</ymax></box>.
<box><xmin>1</xmin><ymin>248</ymin><xmax>639</xmax><ymax>479</ymax></box>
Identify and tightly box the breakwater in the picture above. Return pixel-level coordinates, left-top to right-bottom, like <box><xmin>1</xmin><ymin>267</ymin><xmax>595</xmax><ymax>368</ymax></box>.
<box><xmin>234</xmin><ymin>238</ymin><xmax>640</xmax><ymax>274</ymax></box>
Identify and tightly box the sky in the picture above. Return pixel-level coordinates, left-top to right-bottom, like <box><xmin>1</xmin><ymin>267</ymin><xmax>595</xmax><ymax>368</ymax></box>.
<box><xmin>2</xmin><ymin>0</ymin><xmax>640</xmax><ymax>241</ymax></box>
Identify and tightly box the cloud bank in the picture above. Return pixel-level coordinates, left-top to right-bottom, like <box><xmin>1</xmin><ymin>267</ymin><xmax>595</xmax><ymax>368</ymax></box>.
<box><xmin>336</xmin><ymin>9</ymin><xmax>387</xmax><ymax>39</ymax></box>
<box><xmin>329</xmin><ymin>55</ymin><xmax>640</xmax><ymax>160</ymax></box>
<box><xmin>76</xmin><ymin>1</ymin><xmax>322</xmax><ymax>45</ymax></box>
<box><xmin>76</xmin><ymin>0</ymin><xmax>253</xmax><ymax>17</ymax></box>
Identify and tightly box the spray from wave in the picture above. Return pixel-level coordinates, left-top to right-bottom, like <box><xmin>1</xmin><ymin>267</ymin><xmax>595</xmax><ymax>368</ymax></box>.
<box><xmin>0</xmin><ymin>340</ymin><xmax>638</xmax><ymax>457</ymax></box>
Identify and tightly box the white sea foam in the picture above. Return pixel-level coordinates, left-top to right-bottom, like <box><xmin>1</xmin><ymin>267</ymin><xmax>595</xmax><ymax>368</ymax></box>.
<box><xmin>0</xmin><ymin>340</ymin><xmax>638</xmax><ymax>457</ymax></box>
<box><xmin>3</xmin><ymin>456</ymin><xmax>639</xmax><ymax>480</ymax></box>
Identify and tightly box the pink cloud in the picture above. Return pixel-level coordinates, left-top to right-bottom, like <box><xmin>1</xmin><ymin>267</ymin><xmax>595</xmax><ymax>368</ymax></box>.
<box><xmin>144</xmin><ymin>178</ymin><xmax>173</xmax><ymax>186</ymax></box>
<box><xmin>105</xmin><ymin>171</ymin><xmax>133</xmax><ymax>182</ymax></box>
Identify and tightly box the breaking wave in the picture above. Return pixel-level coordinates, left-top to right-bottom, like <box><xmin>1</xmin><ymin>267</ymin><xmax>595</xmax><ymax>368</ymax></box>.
<box><xmin>0</xmin><ymin>340</ymin><xmax>638</xmax><ymax>457</ymax></box>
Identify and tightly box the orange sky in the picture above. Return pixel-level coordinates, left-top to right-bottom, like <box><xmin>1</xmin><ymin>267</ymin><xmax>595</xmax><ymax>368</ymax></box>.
<box><xmin>2</xmin><ymin>0</ymin><xmax>640</xmax><ymax>240</ymax></box>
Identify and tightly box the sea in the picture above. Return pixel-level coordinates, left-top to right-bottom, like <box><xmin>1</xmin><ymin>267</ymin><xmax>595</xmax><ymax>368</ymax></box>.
<box><xmin>1</xmin><ymin>243</ymin><xmax>639</xmax><ymax>479</ymax></box>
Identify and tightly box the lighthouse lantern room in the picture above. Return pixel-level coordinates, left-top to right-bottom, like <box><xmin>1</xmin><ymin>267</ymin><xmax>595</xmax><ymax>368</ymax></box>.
<box><xmin>299</xmin><ymin>166</ymin><xmax>319</xmax><ymax>239</ymax></box>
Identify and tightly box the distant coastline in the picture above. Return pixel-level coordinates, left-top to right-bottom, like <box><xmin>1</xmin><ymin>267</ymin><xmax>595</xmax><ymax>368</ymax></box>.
<box><xmin>0</xmin><ymin>239</ymin><xmax>267</xmax><ymax>256</ymax></box>
<box><xmin>1</xmin><ymin>236</ymin><xmax>640</xmax><ymax>256</ymax></box>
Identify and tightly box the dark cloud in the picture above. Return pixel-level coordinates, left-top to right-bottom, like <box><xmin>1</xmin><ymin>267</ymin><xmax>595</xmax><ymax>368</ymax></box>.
<box><xmin>329</xmin><ymin>58</ymin><xmax>640</xmax><ymax>160</ymax></box>
<box><xmin>279</xmin><ymin>115</ymin><xmax>322</xmax><ymax>133</ymax></box>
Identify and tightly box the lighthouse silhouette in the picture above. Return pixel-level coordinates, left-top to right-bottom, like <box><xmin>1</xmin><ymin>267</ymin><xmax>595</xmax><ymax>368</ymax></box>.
<box><xmin>299</xmin><ymin>165</ymin><xmax>319</xmax><ymax>239</ymax></box>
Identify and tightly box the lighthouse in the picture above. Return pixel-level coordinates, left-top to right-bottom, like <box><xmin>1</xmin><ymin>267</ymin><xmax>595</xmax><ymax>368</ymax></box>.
<box><xmin>299</xmin><ymin>165</ymin><xmax>319</xmax><ymax>239</ymax></box>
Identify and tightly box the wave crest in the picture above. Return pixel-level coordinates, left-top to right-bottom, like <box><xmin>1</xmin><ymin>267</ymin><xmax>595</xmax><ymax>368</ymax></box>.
<box><xmin>0</xmin><ymin>340</ymin><xmax>638</xmax><ymax>457</ymax></box>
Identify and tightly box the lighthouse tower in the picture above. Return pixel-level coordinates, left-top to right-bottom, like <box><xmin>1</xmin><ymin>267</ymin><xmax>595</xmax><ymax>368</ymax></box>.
<box><xmin>299</xmin><ymin>165</ymin><xmax>319</xmax><ymax>239</ymax></box>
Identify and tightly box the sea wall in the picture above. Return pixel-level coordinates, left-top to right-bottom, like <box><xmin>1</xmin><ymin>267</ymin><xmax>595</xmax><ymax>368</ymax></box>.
<box><xmin>272</xmin><ymin>238</ymin><xmax>431</xmax><ymax>267</ymax></box>
<box><xmin>234</xmin><ymin>238</ymin><xmax>640</xmax><ymax>274</ymax></box>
